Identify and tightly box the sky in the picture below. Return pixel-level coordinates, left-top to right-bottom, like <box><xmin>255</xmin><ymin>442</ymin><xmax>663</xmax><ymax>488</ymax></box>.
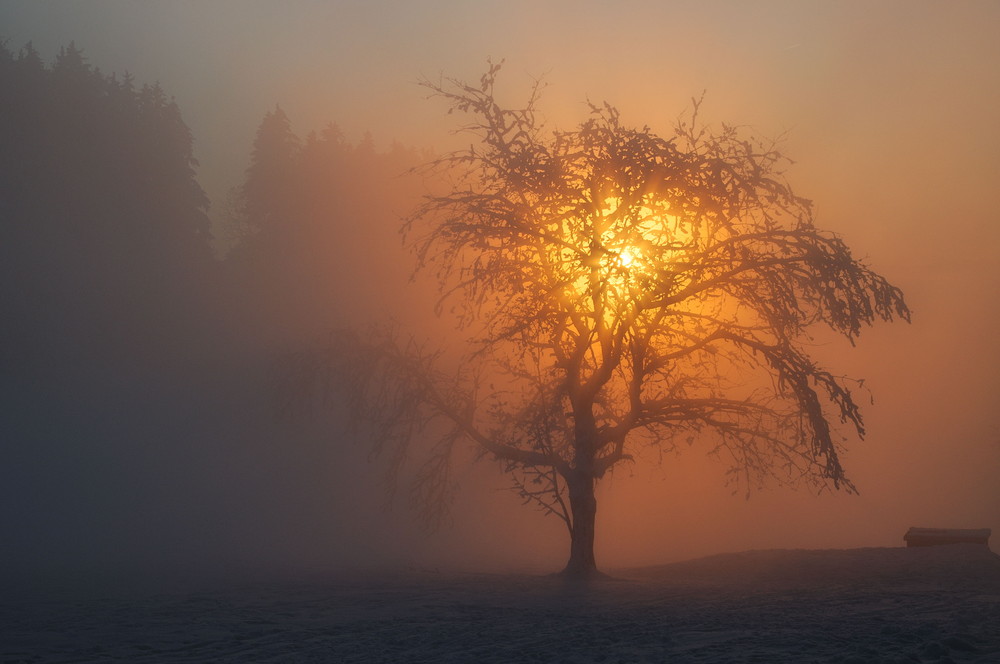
<box><xmin>2</xmin><ymin>0</ymin><xmax>999</xmax><ymax>576</ymax></box>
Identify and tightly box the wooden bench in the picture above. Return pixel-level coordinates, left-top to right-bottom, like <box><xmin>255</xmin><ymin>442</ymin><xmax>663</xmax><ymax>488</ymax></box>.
<box><xmin>903</xmin><ymin>527</ymin><xmax>991</xmax><ymax>548</ymax></box>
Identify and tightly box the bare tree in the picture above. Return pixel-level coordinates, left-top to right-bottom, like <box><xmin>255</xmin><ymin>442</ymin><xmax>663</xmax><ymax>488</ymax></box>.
<box><xmin>285</xmin><ymin>63</ymin><xmax>909</xmax><ymax>577</ymax></box>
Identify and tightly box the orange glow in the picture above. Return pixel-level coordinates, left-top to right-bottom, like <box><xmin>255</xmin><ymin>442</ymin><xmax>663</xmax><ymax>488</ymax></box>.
<box><xmin>562</xmin><ymin>196</ymin><xmax>693</xmax><ymax>313</ymax></box>
<box><xmin>617</xmin><ymin>246</ymin><xmax>638</xmax><ymax>269</ymax></box>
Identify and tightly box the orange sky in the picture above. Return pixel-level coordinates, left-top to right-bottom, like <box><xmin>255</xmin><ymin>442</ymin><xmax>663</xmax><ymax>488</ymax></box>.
<box><xmin>2</xmin><ymin>0</ymin><xmax>998</xmax><ymax>571</ymax></box>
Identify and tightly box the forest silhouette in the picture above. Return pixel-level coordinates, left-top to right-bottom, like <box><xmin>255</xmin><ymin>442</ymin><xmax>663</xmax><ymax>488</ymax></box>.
<box><xmin>0</xmin><ymin>43</ymin><xmax>423</xmax><ymax>581</ymax></box>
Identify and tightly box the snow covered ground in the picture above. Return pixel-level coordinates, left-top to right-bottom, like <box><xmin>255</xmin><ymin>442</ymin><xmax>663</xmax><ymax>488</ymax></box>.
<box><xmin>3</xmin><ymin>545</ymin><xmax>998</xmax><ymax>663</ymax></box>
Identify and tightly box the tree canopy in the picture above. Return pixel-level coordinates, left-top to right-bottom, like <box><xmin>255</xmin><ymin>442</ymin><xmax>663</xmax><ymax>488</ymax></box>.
<box><xmin>288</xmin><ymin>64</ymin><xmax>910</xmax><ymax>576</ymax></box>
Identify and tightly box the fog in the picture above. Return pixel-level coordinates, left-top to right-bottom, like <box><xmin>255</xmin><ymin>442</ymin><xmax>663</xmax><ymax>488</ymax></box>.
<box><xmin>1</xmin><ymin>0</ymin><xmax>998</xmax><ymax>587</ymax></box>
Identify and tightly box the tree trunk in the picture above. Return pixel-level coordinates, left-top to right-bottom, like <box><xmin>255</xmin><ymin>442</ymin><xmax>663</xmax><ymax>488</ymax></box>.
<box><xmin>562</xmin><ymin>470</ymin><xmax>599</xmax><ymax>577</ymax></box>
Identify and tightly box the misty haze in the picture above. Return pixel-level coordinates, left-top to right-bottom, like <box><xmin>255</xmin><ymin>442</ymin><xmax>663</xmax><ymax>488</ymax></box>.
<box><xmin>2</xmin><ymin>2</ymin><xmax>999</xmax><ymax>662</ymax></box>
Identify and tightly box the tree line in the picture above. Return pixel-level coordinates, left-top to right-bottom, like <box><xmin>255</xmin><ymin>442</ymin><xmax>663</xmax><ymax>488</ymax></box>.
<box><xmin>0</xmin><ymin>42</ymin><xmax>420</xmax><ymax>577</ymax></box>
<box><xmin>0</xmin><ymin>41</ymin><xmax>419</xmax><ymax>381</ymax></box>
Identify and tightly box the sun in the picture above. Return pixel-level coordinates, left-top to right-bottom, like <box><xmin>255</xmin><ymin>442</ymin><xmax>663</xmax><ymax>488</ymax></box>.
<box><xmin>617</xmin><ymin>246</ymin><xmax>639</xmax><ymax>269</ymax></box>
<box><xmin>558</xmin><ymin>195</ymin><xmax>696</xmax><ymax>311</ymax></box>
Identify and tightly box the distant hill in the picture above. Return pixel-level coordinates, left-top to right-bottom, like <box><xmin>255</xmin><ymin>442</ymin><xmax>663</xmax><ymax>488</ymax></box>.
<box><xmin>620</xmin><ymin>544</ymin><xmax>1000</xmax><ymax>591</ymax></box>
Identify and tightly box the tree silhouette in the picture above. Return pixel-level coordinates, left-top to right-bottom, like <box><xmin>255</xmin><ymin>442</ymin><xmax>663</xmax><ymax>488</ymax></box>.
<box><xmin>235</xmin><ymin>106</ymin><xmax>301</xmax><ymax>242</ymax></box>
<box><xmin>0</xmin><ymin>41</ymin><xmax>215</xmax><ymax>379</ymax></box>
<box><xmin>287</xmin><ymin>64</ymin><xmax>910</xmax><ymax>577</ymax></box>
<box><xmin>226</xmin><ymin>108</ymin><xmax>425</xmax><ymax>351</ymax></box>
